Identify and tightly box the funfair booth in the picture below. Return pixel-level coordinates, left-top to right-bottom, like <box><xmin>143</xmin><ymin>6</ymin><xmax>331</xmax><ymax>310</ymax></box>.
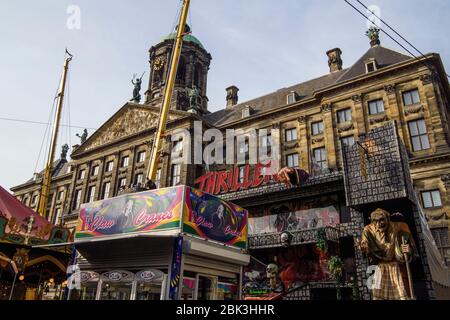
<box><xmin>67</xmin><ymin>186</ymin><xmax>249</xmax><ymax>300</ymax></box>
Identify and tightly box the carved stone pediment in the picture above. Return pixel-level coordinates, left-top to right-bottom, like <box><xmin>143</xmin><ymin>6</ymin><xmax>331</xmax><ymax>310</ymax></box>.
<box><xmin>369</xmin><ymin>114</ymin><xmax>389</xmax><ymax>125</ymax></box>
<box><xmin>404</xmin><ymin>105</ymin><xmax>424</xmax><ymax>116</ymax></box>
<box><xmin>77</xmin><ymin>104</ymin><xmax>181</xmax><ymax>154</ymax></box>
<box><xmin>337</xmin><ymin>122</ymin><xmax>354</xmax><ymax>133</ymax></box>
<box><xmin>312</xmin><ymin>136</ymin><xmax>324</xmax><ymax>144</ymax></box>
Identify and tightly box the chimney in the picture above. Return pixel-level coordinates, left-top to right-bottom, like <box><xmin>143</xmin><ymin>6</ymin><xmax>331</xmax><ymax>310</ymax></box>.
<box><xmin>326</xmin><ymin>48</ymin><xmax>343</xmax><ymax>73</ymax></box>
<box><xmin>226</xmin><ymin>86</ymin><xmax>239</xmax><ymax>108</ymax></box>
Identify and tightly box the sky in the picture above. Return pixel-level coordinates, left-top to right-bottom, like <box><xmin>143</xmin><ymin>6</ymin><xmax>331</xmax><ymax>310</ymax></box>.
<box><xmin>0</xmin><ymin>0</ymin><xmax>449</xmax><ymax>191</ymax></box>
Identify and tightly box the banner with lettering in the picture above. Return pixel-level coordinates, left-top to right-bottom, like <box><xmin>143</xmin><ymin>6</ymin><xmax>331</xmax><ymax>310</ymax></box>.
<box><xmin>75</xmin><ymin>187</ymin><xmax>183</xmax><ymax>240</ymax></box>
<box><xmin>183</xmin><ymin>187</ymin><xmax>248</xmax><ymax>249</ymax></box>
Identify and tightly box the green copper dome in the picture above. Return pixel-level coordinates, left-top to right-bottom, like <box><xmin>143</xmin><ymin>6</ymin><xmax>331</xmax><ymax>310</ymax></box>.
<box><xmin>161</xmin><ymin>25</ymin><xmax>205</xmax><ymax>49</ymax></box>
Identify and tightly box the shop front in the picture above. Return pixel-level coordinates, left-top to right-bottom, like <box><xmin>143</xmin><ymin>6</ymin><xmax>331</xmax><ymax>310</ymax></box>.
<box><xmin>65</xmin><ymin>185</ymin><xmax>249</xmax><ymax>300</ymax></box>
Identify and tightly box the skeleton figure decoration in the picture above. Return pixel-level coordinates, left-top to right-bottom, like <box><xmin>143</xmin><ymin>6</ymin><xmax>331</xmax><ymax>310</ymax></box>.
<box><xmin>358</xmin><ymin>208</ymin><xmax>418</xmax><ymax>300</ymax></box>
<box><xmin>266</xmin><ymin>262</ymin><xmax>279</xmax><ymax>291</ymax></box>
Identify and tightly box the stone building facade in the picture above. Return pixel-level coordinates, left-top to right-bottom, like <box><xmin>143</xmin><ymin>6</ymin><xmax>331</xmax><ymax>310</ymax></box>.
<box><xmin>11</xmin><ymin>27</ymin><xmax>450</xmax><ymax>268</ymax></box>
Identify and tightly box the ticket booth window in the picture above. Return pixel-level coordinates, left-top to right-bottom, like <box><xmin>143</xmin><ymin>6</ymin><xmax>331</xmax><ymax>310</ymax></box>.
<box><xmin>99</xmin><ymin>271</ymin><xmax>134</xmax><ymax>301</ymax></box>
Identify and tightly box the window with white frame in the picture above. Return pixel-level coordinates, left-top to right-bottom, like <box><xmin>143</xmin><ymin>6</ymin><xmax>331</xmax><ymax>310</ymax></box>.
<box><xmin>260</xmin><ymin>134</ymin><xmax>272</xmax><ymax>148</ymax></box>
<box><xmin>368</xmin><ymin>99</ymin><xmax>385</xmax><ymax>115</ymax></box>
<box><xmin>311</xmin><ymin>121</ymin><xmax>324</xmax><ymax>136</ymax></box>
<box><xmin>242</xmin><ymin>107</ymin><xmax>251</xmax><ymax>118</ymax></box>
<box><xmin>402</xmin><ymin>89</ymin><xmax>420</xmax><ymax>106</ymax></box>
<box><xmin>286</xmin><ymin>153</ymin><xmax>299</xmax><ymax>168</ymax></box>
<box><xmin>366</xmin><ymin>60</ymin><xmax>377</xmax><ymax>73</ymax></box>
<box><xmin>73</xmin><ymin>189</ymin><xmax>82</xmax><ymax>210</ymax></box>
<box><xmin>238</xmin><ymin>140</ymin><xmax>249</xmax><ymax>155</ymax></box>
<box><xmin>285</xmin><ymin>128</ymin><xmax>297</xmax><ymax>142</ymax></box>
<box><xmin>135</xmin><ymin>173</ymin><xmax>144</xmax><ymax>186</ymax></box>
<box><xmin>91</xmin><ymin>165</ymin><xmax>99</xmax><ymax>176</ymax></box>
<box><xmin>121</xmin><ymin>156</ymin><xmax>129</xmax><ymax>168</ymax></box>
<box><xmin>106</xmin><ymin>161</ymin><xmax>114</xmax><ymax>172</ymax></box>
<box><xmin>31</xmin><ymin>194</ymin><xmax>38</xmax><ymax>206</ymax></box>
<box><xmin>171</xmin><ymin>164</ymin><xmax>181</xmax><ymax>186</ymax></box>
<box><xmin>86</xmin><ymin>186</ymin><xmax>96</xmax><ymax>203</ymax></box>
<box><xmin>313</xmin><ymin>147</ymin><xmax>327</xmax><ymax>171</ymax></box>
<box><xmin>408</xmin><ymin>119</ymin><xmax>430</xmax><ymax>152</ymax></box>
<box><xmin>78</xmin><ymin>169</ymin><xmax>86</xmax><ymax>180</ymax></box>
<box><xmin>421</xmin><ymin>190</ymin><xmax>442</xmax><ymax>209</ymax></box>
<box><xmin>57</xmin><ymin>190</ymin><xmax>64</xmax><ymax>201</ymax></box>
<box><xmin>102</xmin><ymin>182</ymin><xmax>111</xmax><ymax>200</ymax></box>
<box><xmin>155</xmin><ymin>169</ymin><xmax>161</xmax><ymax>188</ymax></box>
<box><xmin>287</xmin><ymin>92</ymin><xmax>296</xmax><ymax>105</ymax></box>
<box><xmin>340</xmin><ymin>136</ymin><xmax>355</xmax><ymax>147</ymax></box>
<box><xmin>337</xmin><ymin>108</ymin><xmax>352</xmax><ymax>123</ymax></box>
<box><xmin>137</xmin><ymin>151</ymin><xmax>146</xmax><ymax>163</ymax></box>
<box><xmin>238</xmin><ymin>166</ymin><xmax>245</xmax><ymax>183</ymax></box>
<box><xmin>173</xmin><ymin>140</ymin><xmax>183</xmax><ymax>154</ymax></box>
<box><xmin>118</xmin><ymin>178</ymin><xmax>127</xmax><ymax>188</ymax></box>
<box><xmin>53</xmin><ymin>207</ymin><xmax>62</xmax><ymax>225</ymax></box>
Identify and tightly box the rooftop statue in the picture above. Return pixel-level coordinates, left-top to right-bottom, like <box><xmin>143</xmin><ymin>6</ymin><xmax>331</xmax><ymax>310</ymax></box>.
<box><xmin>130</xmin><ymin>73</ymin><xmax>145</xmax><ymax>103</ymax></box>
<box><xmin>76</xmin><ymin>129</ymin><xmax>88</xmax><ymax>144</ymax></box>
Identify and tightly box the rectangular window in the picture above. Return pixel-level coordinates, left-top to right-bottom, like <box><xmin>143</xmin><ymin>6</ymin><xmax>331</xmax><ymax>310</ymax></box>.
<box><xmin>135</xmin><ymin>173</ymin><xmax>144</xmax><ymax>185</ymax></box>
<box><xmin>53</xmin><ymin>207</ymin><xmax>62</xmax><ymax>225</ymax></box>
<box><xmin>91</xmin><ymin>165</ymin><xmax>99</xmax><ymax>176</ymax></box>
<box><xmin>311</xmin><ymin>121</ymin><xmax>324</xmax><ymax>135</ymax></box>
<box><xmin>173</xmin><ymin>140</ymin><xmax>183</xmax><ymax>154</ymax></box>
<box><xmin>260</xmin><ymin>134</ymin><xmax>272</xmax><ymax>148</ymax></box>
<box><xmin>57</xmin><ymin>190</ymin><xmax>64</xmax><ymax>201</ymax></box>
<box><xmin>155</xmin><ymin>169</ymin><xmax>161</xmax><ymax>189</ymax></box>
<box><xmin>402</xmin><ymin>89</ymin><xmax>420</xmax><ymax>106</ymax></box>
<box><xmin>102</xmin><ymin>182</ymin><xmax>111</xmax><ymax>200</ymax></box>
<box><xmin>408</xmin><ymin>119</ymin><xmax>430</xmax><ymax>151</ymax></box>
<box><xmin>32</xmin><ymin>195</ymin><xmax>38</xmax><ymax>206</ymax></box>
<box><xmin>313</xmin><ymin>147</ymin><xmax>328</xmax><ymax>171</ymax></box>
<box><xmin>118</xmin><ymin>178</ymin><xmax>127</xmax><ymax>188</ymax></box>
<box><xmin>78</xmin><ymin>170</ymin><xmax>86</xmax><ymax>180</ymax></box>
<box><xmin>368</xmin><ymin>99</ymin><xmax>385</xmax><ymax>115</ymax></box>
<box><xmin>137</xmin><ymin>151</ymin><xmax>146</xmax><ymax>163</ymax></box>
<box><xmin>238</xmin><ymin>166</ymin><xmax>245</xmax><ymax>183</ymax></box>
<box><xmin>340</xmin><ymin>136</ymin><xmax>355</xmax><ymax>147</ymax></box>
<box><xmin>421</xmin><ymin>190</ymin><xmax>442</xmax><ymax>209</ymax></box>
<box><xmin>171</xmin><ymin>164</ymin><xmax>181</xmax><ymax>186</ymax></box>
<box><xmin>121</xmin><ymin>156</ymin><xmax>129</xmax><ymax>168</ymax></box>
<box><xmin>366</xmin><ymin>62</ymin><xmax>376</xmax><ymax>73</ymax></box>
<box><xmin>286</xmin><ymin>154</ymin><xmax>299</xmax><ymax>168</ymax></box>
<box><xmin>242</xmin><ymin>107</ymin><xmax>251</xmax><ymax>118</ymax></box>
<box><xmin>287</xmin><ymin>93</ymin><xmax>296</xmax><ymax>105</ymax></box>
<box><xmin>337</xmin><ymin>108</ymin><xmax>352</xmax><ymax>123</ymax></box>
<box><xmin>431</xmin><ymin>227</ymin><xmax>449</xmax><ymax>247</ymax></box>
<box><xmin>238</xmin><ymin>140</ymin><xmax>249</xmax><ymax>155</ymax></box>
<box><xmin>285</xmin><ymin>128</ymin><xmax>297</xmax><ymax>142</ymax></box>
<box><xmin>106</xmin><ymin>161</ymin><xmax>114</xmax><ymax>172</ymax></box>
<box><xmin>86</xmin><ymin>186</ymin><xmax>96</xmax><ymax>204</ymax></box>
<box><xmin>73</xmin><ymin>189</ymin><xmax>82</xmax><ymax>210</ymax></box>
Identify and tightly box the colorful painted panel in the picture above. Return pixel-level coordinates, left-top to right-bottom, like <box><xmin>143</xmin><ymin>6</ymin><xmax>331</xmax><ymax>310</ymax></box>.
<box><xmin>183</xmin><ymin>187</ymin><xmax>248</xmax><ymax>249</ymax></box>
<box><xmin>76</xmin><ymin>187</ymin><xmax>183</xmax><ymax>239</ymax></box>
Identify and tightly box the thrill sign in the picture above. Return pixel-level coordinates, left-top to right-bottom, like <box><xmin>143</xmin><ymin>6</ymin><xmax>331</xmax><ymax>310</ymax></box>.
<box><xmin>76</xmin><ymin>187</ymin><xmax>183</xmax><ymax>239</ymax></box>
<box><xmin>194</xmin><ymin>162</ymin><xmax>280</xmax><ymax>195</ymax></box>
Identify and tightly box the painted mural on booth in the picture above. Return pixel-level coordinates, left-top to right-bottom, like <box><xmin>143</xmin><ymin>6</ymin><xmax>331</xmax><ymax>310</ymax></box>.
<box><xmin>76</xmin><ymin>187</ymin><xmax>183</xmax><ymax>239</ymax></box>
<box><xmin>183</xmin><ymin>187</ymin><xmax>248</xmax><ymax>249</ymax></box>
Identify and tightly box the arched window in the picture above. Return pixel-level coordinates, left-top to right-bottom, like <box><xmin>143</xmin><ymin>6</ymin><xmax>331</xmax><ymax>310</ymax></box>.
<box><xmin>176</xmin><ymin>57</ymin><xmax>186</xmax><ymax>84</ymax></box>
<box><xmin>193</xmin><ymin>63</ymin><xmax>202</xmax><ymax>89</ymax></box>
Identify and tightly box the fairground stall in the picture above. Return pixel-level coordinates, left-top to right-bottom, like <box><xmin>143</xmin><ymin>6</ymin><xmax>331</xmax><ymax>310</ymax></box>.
<box><xmin>0</xmin><ymin>186</ymin><xmax>72</xmax><ymax>300</ymax></box>
<box><xmin>66</xmin><ymin>186</ymin><xmax>249</xmax><ymax>300</ymax></box>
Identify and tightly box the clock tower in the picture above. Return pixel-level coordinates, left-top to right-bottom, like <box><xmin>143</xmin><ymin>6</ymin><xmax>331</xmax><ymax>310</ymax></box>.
<box><xmin>144</xmin><ymin>25</ymin><xmax>212</xmax><ymax>115</ymax></box>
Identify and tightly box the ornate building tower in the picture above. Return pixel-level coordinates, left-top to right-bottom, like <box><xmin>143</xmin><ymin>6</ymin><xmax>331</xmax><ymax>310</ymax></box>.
<box><xmin>144</xmin><ymin>25</ymin><xmax>212</xmax><ymax>115</ymax></box>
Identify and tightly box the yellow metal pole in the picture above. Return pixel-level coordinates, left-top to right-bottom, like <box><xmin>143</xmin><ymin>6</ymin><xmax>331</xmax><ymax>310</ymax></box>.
<box><xmin>37</xmin><ymin>52</ymin><xmax>73</xmax><ymax>216</ymax></box>
<box><xmin>147</xmin><ymin>0</ymin><xmax>191</xmax><ymax>182</ymax></box>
